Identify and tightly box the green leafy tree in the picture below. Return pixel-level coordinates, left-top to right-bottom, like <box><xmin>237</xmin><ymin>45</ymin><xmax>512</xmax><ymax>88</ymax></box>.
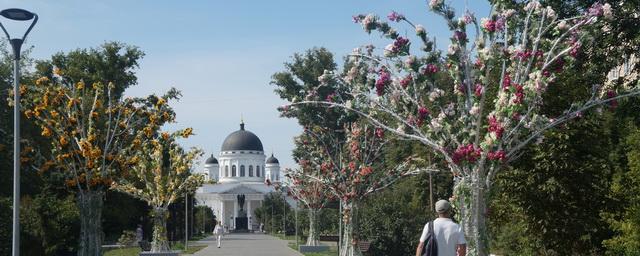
<box><xmin>603</xmin><ymin>120</ymin><xmax>640</xmax><ymax>255</ymax></box>
<box><xmin>20</xmin><ymin>190</ymin><xmax>79</xmax><ymax>256</ymax></box>
<box><xmin>35</xmin><ymin>42</ymin><xmax>144</xmax><ymax>100</ymax></box>
<box><xmin>254</xmin><ymin>192</ymin><xmax>295</xmax><ymax>234</ymax></box>
<box><xmin>193</xmin><ymin>205</ymin><xmax>215</xmax><ymax>235</ymax></box>
<box><xmin>271</xmin><ymin>47</ymin><xmax>355</xmax><ymax>130</ymax></box>
<box><xmin>491</xmin><ymin>115</ymin><xmax>614</xmax><ymax>255</ymax></box>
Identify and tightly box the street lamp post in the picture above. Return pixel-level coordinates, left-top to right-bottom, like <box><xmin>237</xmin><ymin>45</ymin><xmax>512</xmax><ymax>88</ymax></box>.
<box><xmin>184</xmin><ymin>193</ymin><xmax>188</xmax><ymax>251</ymax></box>
<box><xmin>295</xmin><ymin>200</ymin><xmax>298</xmax><ymax>248</ymax></box>
<box><xmin>283</xmin><ymin>192</ymin><xmax>286</xmax><ymax>236</ymax></box>
<box><xmin>0</xmin><ymin>8</ymin><xmax>37</xmax><ymax>256</ymax></box>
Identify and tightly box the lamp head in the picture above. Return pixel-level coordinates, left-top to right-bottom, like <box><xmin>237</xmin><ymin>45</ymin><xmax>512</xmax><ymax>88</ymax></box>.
<box><xmin>0</xmin><ymin>9</ymin><xmax>35</xmax><ymax>21</ymax></box>
<box><xmin>0</xmin><ymin>8</ymin><xmax>37</xmax><ymax>60</ymax></box>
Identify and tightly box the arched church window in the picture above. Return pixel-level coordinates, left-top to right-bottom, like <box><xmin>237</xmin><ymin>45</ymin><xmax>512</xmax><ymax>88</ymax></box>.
<box><xmin>249</xmin><ymin>165</ymin><xmax>254</xmax><ymax>177</ymax></box>
<box><xmin>225</xmin><ymin>166</ymin><xmax>229</xmax><ymax>177</ymax></box>
<box><xmin>256</xmin><ymin>166</ymin><xmax>260</xmax><ymax>177</ymax></box>
<box><xmin>232</xmin><ymin>165</ymin><xmax>237</xmax><ymax>177</ymax></box>
<box><xmin>240</xmin><ymin>165</ymin><xmax>245</xmax><ymax>177</ymax></box>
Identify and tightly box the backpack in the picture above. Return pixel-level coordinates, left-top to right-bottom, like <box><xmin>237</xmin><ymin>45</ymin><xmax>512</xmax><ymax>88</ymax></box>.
<box><xmin>422</xmin><ymin>221</ymin><xmax>438</xmax><ymax>256</ymax></box>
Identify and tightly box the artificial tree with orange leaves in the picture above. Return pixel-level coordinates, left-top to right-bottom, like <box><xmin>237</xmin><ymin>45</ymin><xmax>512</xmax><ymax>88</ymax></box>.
<box><xmin>17</xmin><ymin>68</ymin><xmax>179</xmax><ymax>256</ymax></box>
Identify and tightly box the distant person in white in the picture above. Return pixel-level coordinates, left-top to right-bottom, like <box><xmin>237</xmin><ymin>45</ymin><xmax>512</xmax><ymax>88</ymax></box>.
<box><xmin>214</xmin><ymin>220</ymin><xmax>224</xmax><ymax>248</ymax></box>
<box><xmin>416</xmin><ymin>199</ymin><xmax>466</xmax><ymax>256</ymax></box>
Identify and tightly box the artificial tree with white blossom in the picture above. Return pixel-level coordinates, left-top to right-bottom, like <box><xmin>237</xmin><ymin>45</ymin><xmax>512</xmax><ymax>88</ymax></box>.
<box><xmin>111</xmin><ymin>129</ymin><xmax>204</xmax><ymax>252</ymax></box>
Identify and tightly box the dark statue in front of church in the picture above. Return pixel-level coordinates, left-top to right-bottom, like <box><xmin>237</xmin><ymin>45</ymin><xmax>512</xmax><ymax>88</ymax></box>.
<box><xmin>238</xmin><ymin>194</ymin><xmax>245</xmax><ymax>211</ymax></box>
<box><xmin>235</xmin><ymin>194</ymin><xmax>248</xmax><ymax>230</ymax></box>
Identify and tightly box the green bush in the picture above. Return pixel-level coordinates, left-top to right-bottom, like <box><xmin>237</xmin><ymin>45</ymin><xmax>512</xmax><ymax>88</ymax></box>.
<box><xmin>0</xmin><ymin>197</ymin><xmax>11</xmax><ymax>256</ymax></box>
<box><xmin>117</xmin><ymin>230</ymin><xmax>137</xmax><ymax>246</ymax></box>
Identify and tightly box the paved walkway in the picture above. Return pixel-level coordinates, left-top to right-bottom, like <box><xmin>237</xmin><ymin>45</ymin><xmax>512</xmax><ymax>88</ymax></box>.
<box><xmin>191</xmin><ymin>233</ymin><xmax>303</xmax><ymax>256</ymax></box>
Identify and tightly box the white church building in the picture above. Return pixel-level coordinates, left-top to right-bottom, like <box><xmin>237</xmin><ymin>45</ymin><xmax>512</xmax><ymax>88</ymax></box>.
<box><xmin>195</xmin><ymin>121</ymin><xmax>281</xmax><ymax>231</ymax></box>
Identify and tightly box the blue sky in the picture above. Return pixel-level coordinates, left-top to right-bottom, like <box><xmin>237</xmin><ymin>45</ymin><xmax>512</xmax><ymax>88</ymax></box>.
<box><xmin>1</xmin><ymin>0</ymin><xmax>490</xmax><ymax>170</ymax></box>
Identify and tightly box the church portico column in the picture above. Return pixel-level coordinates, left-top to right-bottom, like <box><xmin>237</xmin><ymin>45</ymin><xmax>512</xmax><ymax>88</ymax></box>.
<box><xmin>233</xmin><ymin>195</ymin><xmax>238</xmax><ymax>230</ymax></box>
<box><xmin>248</xmin><ymin>200</ymin><xmax>252</xmax><ymax>230</ymax></box>
<box><xmin>220</xmin><ymin>200</ymin><xmax>225</xmax><ymax>229</ymax></box>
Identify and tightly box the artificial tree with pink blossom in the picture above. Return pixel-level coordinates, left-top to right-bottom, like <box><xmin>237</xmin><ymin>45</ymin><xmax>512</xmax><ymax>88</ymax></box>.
<box><xmin>274</xmin><ymin>167</ymin><xmax>330</xmax><ymax>246</ymax></box>
<box><xmin>287</xmin><ymin>1</ymin><xmax>640</xmax><ymax>255</ymax></box>
<box><xmin>293</xmin><ymin>124</ymin><xmax>420</xmax><ymax>256</ymax></box>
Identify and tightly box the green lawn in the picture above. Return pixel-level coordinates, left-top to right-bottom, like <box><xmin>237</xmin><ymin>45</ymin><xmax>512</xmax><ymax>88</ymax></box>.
<box><xmin>104</xmin><ymin>247</ymin><xmax>140</xmax><ymax>256</ymax></box>
<box><xmin>276</xmin><ymin>234</ymin><xmax>338</xmax><ymax>256</ymax></box>
<box><xmin>103</xmin><ymin>245</ymin><xmax>206</xmax><ymax>256</ymax></box>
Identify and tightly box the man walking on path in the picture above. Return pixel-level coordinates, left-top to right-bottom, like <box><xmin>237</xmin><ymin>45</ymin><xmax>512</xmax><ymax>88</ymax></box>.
<box><xmin>416</xmin><ymin>200</ymin><xmax>467</xmax><ymax>256</ymax></box>
<box><xmin>135</xmin><ymin>224</ymin><xmax>144</xmax><ymax>243</ymax></box>
<box><xmin>214</xmin><ymin>221</ymin><xmax>224</xmax><ymax>248</ymax></box>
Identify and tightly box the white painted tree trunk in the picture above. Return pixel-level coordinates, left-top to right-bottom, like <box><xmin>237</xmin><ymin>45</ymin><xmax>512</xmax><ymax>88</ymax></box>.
<box><xmin>453</xmin><ymin>169</ymin><xmax>489</xmax><ymax>256</ymax></box>
<box><xmin>151</xmin><ymin>207</ymin><xmax>170</xmax><ymax>252</ymax></box>
<box><xmin>339</xmin><ymin>202</ymin><xmax>362</xmax><ymax>256</ymax></box>
<box><xmin>77</xmin><ymin>190</ymin><xmax>104</xmax><ymax>256</ymax></box>
<box><xmin>306</xmin><ymin>208</ymin><xmax>320</xmax><ymax>246</ymax></box>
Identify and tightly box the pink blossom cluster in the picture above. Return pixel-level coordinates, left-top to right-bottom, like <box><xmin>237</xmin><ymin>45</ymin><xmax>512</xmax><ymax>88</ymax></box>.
<box><xmin>513</xmin><ymin>84</ymin><xmax>524</xmax><ymax>104</ymax></box>
<box><xmin>422</xmin><ymin>63</ymin><xmax>439</xmax><ymax>75</ymax></box>
<box><xmin>375</xmin><ymin>127</ymin><xmax>385</xmax><ymax>138</ymax></box>
<box><xmin>488</xmin><ymin>116</ymin><xmax>504</xmax><ymax>138</ymax></box>
<box><xmin>376</xmin><ymin>69</ymin><xmax>391</xmax><ymax>96</ymax></box>
<box><xmin>387</xmin><ymin>36</ymin><xmax>410</xmax><ymax>55</ymax></box>
<box><xmin>418</xmin><ymin>106</ymin><xmax>430</xmax><ymax>120</ymax></box>
<box><xmin>474</xmin><ymin>83</ymin><xmax>484</xmax><ymax>97</ymax></box>
<box><xmin>453</xmin><ymin>31</ymin><xmax>467</xmax><ymax>41</ymax></box>
<box><xmin>502</xmin><ymin>74</ymin><xmax>512</xmax><ymax>91</ymax></box>
<box><xmin>387</xmin><ymin>11</ymin><xmax>404</xmax><ymax>22</ymax></box>
<box><xmin>428</xmin><ymin>0</ymin><xmax>444</xmax><ymax>9</ymax></box>
<box><xmin>515</xmin><ymin>50</ymin><xmax>543</xmax><ymax>61</ymax></box>
<box><xmin>452</xmin><ymin>144</ymin><xmax>481</xmax><ymax>164</ymax></box>
<box><xmin>320</xmin><ymin>162</ymin><xmax>333</xmax><ymax>174</ymax></box>
<box><xmin>278</xmin><ymin>105</ymin><xmax>290</xmax><ymax>114</ymax></box>
<box><xmin>481</xmin><ymin>17</ymin><xmax>505</xmax><ymax>32</ymax></box>
<box><xmin>588</xmin><ymin>3</ymin><xmax>605</xmax><ymax>17</ymax></box>
<box><xmin>358</xmin><ymin>166</ymin><xmax>373</xmax><ymax>176</ymax></box>
<box><xmin>462</xmin><ymin>11</ymin><xmax>474</xmax><ymax>24</ymax></box>
<box><xmin>352</xmin><ymin>14</ymin><xmax>378</xmax><ymax>33</ymax></box>
<box><xmin>400</xmin><ymin>75</ymin><xmax>412</xmax><ymax>88</ymax></box>
<box><xmin>487</xmin><ymin>150</ymin><xmax>506</xmax><ymax>161</ymax></box>
<box><xmin>349</xmin><ymin>161</ymin><xmax>357</xmax><ymax>171</ymax></box>
<box><xmin>570</xmin><ymin>43</ymin><xmax>581</xmax><ymax>58</ymax></box>
<box><xmin>325</xmin><ymin>92</ymin><xmax>337</xmax><ymax>102</ymax></box>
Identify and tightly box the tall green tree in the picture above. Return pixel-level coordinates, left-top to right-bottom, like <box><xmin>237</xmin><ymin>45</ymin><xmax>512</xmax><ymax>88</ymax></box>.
<box><xmin>35</xmin><ymin>42</ymin><xmax>144</xmax><ymax>100</ymax></box>
<box><xmin>254</xmin><ymin>192</ymin><xmax>295</xmax><ymax>234</ymax></box>
<box><xmin>271</xmin><ymin>47</ymin><xmax>354</xmax><ymax>130</ymax></box>
<box><xmin>491</xmin><ymin>115</ymin><xmax>615</xmax><ymax>255</ymax></box>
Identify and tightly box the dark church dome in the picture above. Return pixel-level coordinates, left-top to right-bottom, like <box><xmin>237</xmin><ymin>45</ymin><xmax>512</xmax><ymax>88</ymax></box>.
<box><xmin>221</xmin><ymin>122</ymin><xmax>264</xmax><ymax>152</ymax></box>
<box><xmin>266</xmin><ymin>154</ymin><xmax>279</xmax><ymax>164</ymax></box>
<box><xmin>205</xmin><ymin>155</ymin><xmax>218</xmax><ymax>164</ymax></box>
